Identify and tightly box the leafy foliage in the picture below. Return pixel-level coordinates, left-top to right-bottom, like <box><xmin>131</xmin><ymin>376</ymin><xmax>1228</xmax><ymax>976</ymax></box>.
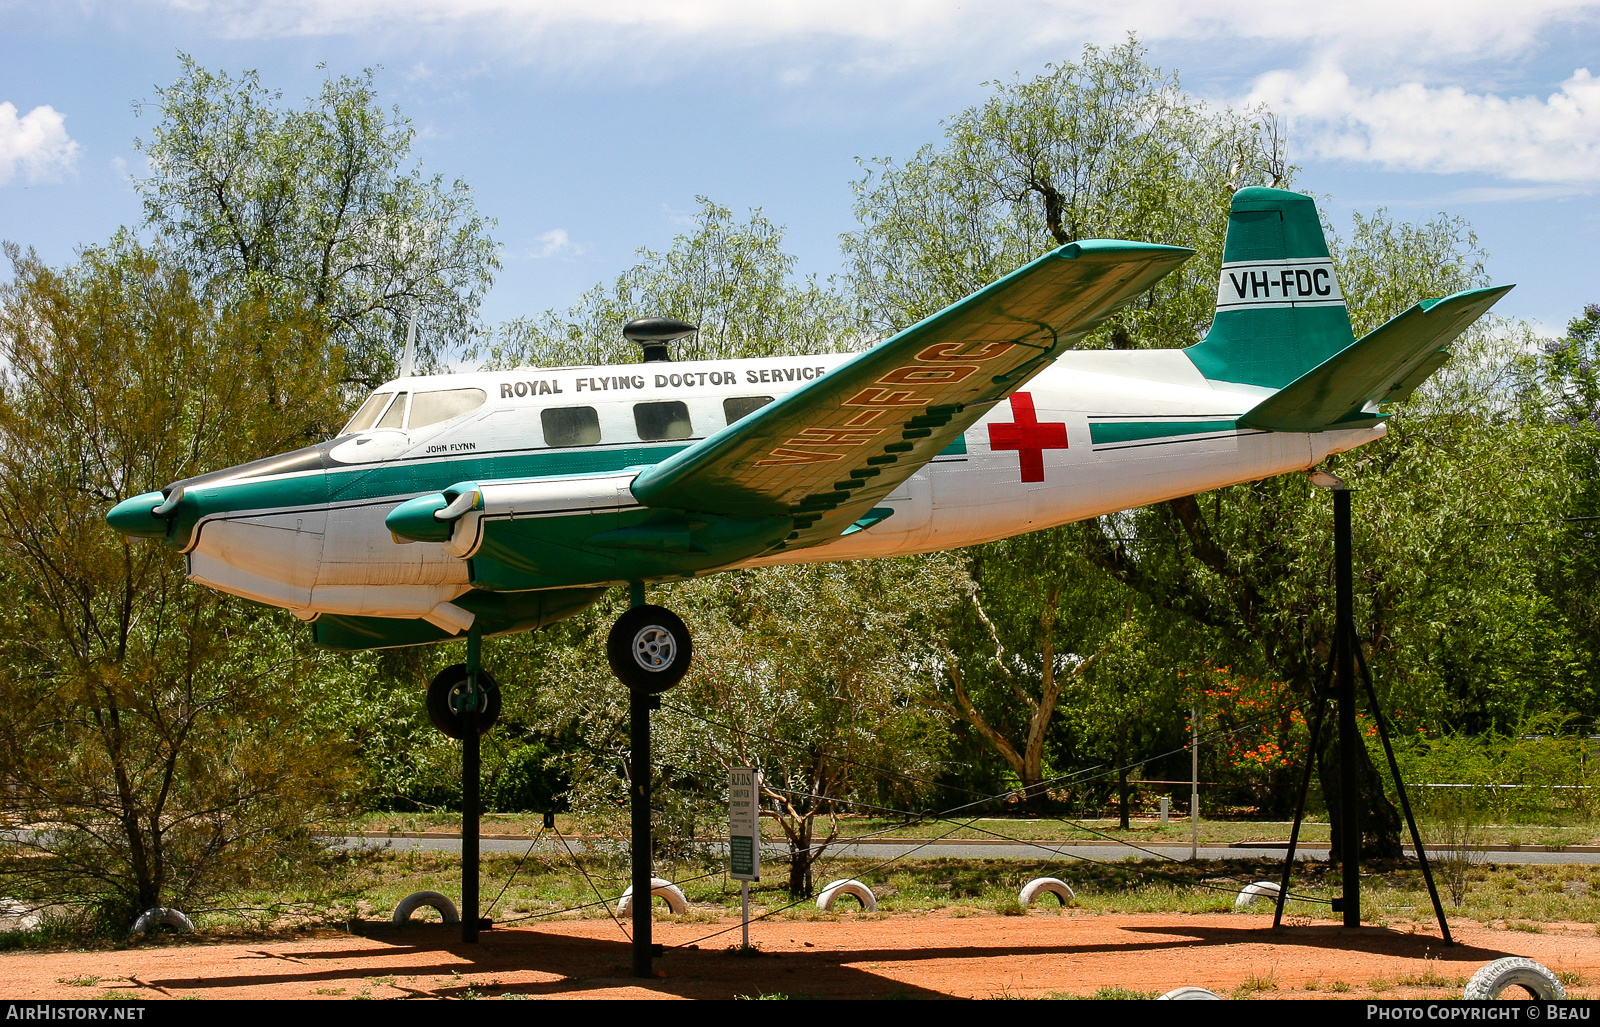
<box><xmin>842</xmin><ymin>36</ymin><xmax>1283</xmax><ymax>349</ymax></box>
<box><xmin>134</xmin><ymin>56</ymin><xmax>500</xmax><ymax>387</ymax></box>
<box><xmin>478</xmin><ymin>198</ymin><xmax>849</xmax><ymax>369</ymax></box>
<box><xmin>0</xmin><ymin>242</ymin><xmax>356</xmax><ymax>924</ymax></box>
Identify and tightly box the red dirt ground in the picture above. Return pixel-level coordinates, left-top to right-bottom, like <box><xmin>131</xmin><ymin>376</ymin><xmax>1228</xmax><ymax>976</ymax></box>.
<box><xmin>2</xmin><ymin>912</ymin><xmax>1595</xmax><ymax>1000</ymax></box>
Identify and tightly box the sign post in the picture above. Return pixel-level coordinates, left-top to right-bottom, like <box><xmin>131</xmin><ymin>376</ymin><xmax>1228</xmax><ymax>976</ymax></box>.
<box><xmin>728</xmin><ymin>767</ymin><xmax>761</xmax><ymax>948</ymax></box>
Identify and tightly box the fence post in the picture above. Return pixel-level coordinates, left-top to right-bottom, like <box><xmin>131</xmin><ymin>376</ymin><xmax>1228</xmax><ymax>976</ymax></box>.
<box><xmin>1191</xmin><ymin>705</ymin><xmax>1199</xmax><ymax>860</ymax></box>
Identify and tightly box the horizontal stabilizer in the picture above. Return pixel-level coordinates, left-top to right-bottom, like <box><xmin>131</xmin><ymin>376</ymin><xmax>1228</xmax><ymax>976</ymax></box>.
<box><xmin>1238</xmin><ymin>284</ymin><xmax>1512</xmax><ymax>433</ymax></box>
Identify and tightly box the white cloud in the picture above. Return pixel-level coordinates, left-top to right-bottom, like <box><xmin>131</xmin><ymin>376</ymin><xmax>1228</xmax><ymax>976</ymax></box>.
<box><xmin>1251</xmin><ymin>66</ymin><xmax>1600</xmax><ymax>186</ymax></box>
<box><xmin>169</xmin><ymin>0</ymin><xmax>1599</xmax><ymax>66</ymax></box>
<box><xmin>529</xmin><ymin>228</ymin><xmax>582</xmax><ymax>258</ymax></box>
<box><xmin>155</xmin><ymin>1</ymin><xmax>1600</xmax><ymax>191</ymax></box>
<box><xmin>0</xmin><ymin>103</ymin><xmax>79</xmax><ymax>186</ymax></box>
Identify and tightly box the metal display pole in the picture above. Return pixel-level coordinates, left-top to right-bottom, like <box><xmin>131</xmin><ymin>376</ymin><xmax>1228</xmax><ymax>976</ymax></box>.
<box><xmin>463</xmin><ymin>624</ymin><xmax>482</xmax><ymax>944</ymax></box>
<box><xmin>631</xmin><ymin>687</ymin><xmax>657</xmax><ymax>978</ymax></box>
<box><xmin>1334</xmin><ymin>487</ymin><xmax>1361</xmax><ymax>927</ymax></box>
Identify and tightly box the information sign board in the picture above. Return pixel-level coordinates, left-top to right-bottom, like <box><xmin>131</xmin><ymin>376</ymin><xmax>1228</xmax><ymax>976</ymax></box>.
<box><xmin>728</xmin><ymin>766</ymin><xmax>761</xmax><ymax>881</ymax></box>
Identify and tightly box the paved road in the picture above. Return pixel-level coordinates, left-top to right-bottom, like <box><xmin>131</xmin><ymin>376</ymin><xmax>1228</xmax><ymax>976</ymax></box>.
<box><xmin>330</xmin><ymin>835</ymin><xmax>1600</xmax><ymax>865</ymax></box>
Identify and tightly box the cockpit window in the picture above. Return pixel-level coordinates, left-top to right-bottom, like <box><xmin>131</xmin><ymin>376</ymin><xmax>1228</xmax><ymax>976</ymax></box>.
<box><xmin>341</xmin><ymin>387</ymin><xmax>488</xmax><ymax>435</ymax></box>
<box><xmin>409</xmin><ymin>388</ymin><xmax>487</xmax><ymax>429</ymax></box>
<box><xmin>342</xmin><ymin>392</ymin><xmax>394</xmax><ymax>434</ymax></box>
<box><xmin>375</xmin><ymin>392</ymin><xmax>409</xmax><ymax>429</ymax></box>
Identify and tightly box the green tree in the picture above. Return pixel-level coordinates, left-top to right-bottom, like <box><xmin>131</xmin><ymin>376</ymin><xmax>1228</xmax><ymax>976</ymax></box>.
<box><xmin>134</xmin><ymin>56</ymin><xmax>500</xmax><ymax>387</ymax></box>
<box><xmin>0</xmin><ymin>242</ymin><xmax>356</xmax><ymax>925</ymax></box>
<box><xmin>842</xmin><ymin>36</ymin><xmax>1281</xmax><ymax>349</ymax></box>
<box><xmin>479</xmin><ymin>197</ymin><xmax>849</xmax><ymax>369</ymax></box>
<box><xmin>931</xmin><ymin>530</ymin><xmax>1110</xmax><ymax>808</ymax></box>
<box><xmin>1062</xmin><ymin>616</ymin><xmax>1186</xmax><ymax>828</ymax></box>
<box><xmin>1515</xmin><ymin>303</ymin><xmax>1600</xmax><ymax>717</ymax></box>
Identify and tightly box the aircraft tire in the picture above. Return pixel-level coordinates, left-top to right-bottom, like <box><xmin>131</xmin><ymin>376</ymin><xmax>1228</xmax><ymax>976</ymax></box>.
<box><xmin>130</xmin><ymin>907</ymin><xmax>193</xmax><ymax>936</ymax></box>
<box><xmin>1462</xmin><ymin>957</ymin><xmax>1566</xmax><ymax>1000</ymax></box>
<box><xmin>426</xmin><ymin>663</ymin><xmax>502</xmax><ymax>739</ymax></box>
<box><xmin>607</xmin><ymin>604</ymin><xmax>692</xmax><ymax>694</ymax></box>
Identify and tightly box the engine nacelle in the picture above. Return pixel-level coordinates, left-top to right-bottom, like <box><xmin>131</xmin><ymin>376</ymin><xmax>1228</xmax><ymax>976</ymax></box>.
<box><xmin>387</xmin><ymin>472</ymin><xmax>792</xmax><ymax>591</ymax></box>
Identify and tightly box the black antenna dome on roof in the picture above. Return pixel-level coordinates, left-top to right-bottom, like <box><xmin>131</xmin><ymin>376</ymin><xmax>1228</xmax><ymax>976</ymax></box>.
<box><xmin>623</xmin><ymin>317</ymin><xmax>697</xmax><ymax>363</ymax></box>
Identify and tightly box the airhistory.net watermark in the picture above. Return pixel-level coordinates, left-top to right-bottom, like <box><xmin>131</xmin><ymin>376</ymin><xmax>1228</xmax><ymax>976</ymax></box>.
<box><xmin>4</xmin><ymin>1005</ymin><xmax>145</xmax><ymax>1020</ymax></box>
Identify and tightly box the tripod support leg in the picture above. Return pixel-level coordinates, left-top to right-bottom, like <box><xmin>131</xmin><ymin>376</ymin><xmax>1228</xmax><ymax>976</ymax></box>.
<box><xmin>1353</xmin><ymin>639</ymin><xmax>1454</xmax><ymax>945</ymax></box>
<box><xmin>1274</xmin><ymin>700</ymin><xmax>1328</xmax><ymax>928</ymax></box>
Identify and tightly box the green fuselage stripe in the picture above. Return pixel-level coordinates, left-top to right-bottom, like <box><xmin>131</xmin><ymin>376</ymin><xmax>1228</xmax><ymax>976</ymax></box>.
<box><xmin>176</xmin><ymin>433</ymin><xmax>970</xmax><ymax>542</ymax></box>
<box><xmin>1088</xmin><ymin>420</ymin><xmax>1238</xmax><ymax>445</ymax></box>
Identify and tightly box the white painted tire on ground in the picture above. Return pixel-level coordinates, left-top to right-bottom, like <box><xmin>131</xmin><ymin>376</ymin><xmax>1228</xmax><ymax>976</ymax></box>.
<box><xmin>131</xmin><ymin>907</ymin><xmax>193</xmax><ymax>936</ymax></box>
<box><xmin>392</xmin><ymin>890</ymin><xmax>460</xmax><ymax>925</ymax></box>
<box><xmin>1018</xmin><ymin>877</ymin><xmax>1076</xmax><ymax>907</ymax></box>
<box><xmin>616</xmin><ymin>878</ymin><xmax>688</xmax><ymax>917</ymax></box>
<box><xmin>816</xmin><ymin>879</ymin><xmax>877</xmax><ymax>912</ymax></box>
<box><xmin>1158</xmin><ymin>986</ymin><xmax>1223</xmax><ymax>1000</ymax></box>
<box><xmin>1234</xmin><ymin>881</ymin><xmax>1281</xmax><ymax>908</ymax></box>
<box><xmin>1463</xmin><ymin>957</ymin><xmax>1567</xmax><ymax>1000</ymax></box>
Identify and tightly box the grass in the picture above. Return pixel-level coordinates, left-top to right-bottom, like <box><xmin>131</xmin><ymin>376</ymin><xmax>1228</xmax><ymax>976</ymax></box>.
<box><xmin>1232</xmin><ymin>972</ymin><xmax>1280</xmax><ymax>998</ymax></box>
<box><xmin>339</xmin><ymin>811</ymin><xmax>1600</xmax><ymax>850</ymax></box>
<box><xmin>1395</xmin><ymin>961</ymin><xmax>1466</xmax><ymax>990</ymax></box>
<box><xmin>1079</xmin><ymin>987</ymin><xmax>1162</xmax><ymax>1000</ymax></box>
<box><xmin>5</xmin><ymin>845</ymin><xmax>1600</xmax><ymax>949</ymax></box>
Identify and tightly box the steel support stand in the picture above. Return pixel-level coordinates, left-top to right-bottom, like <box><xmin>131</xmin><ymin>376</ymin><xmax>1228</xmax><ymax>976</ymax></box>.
<box><xmin>627</xmin><ymin>581</ymin><xmax>657</xmax><ymax>979</ymax></box>
<box><xmin>1273</xmin><ymin>484</ymin><xmax>1452</xmax><ymax>942</ymax></box>
<box><xmin>463</xmin><ymin>623</ymin><xmax>482</xmax><ymax>944</ymax></box>
<box><xmin>1355</xmin><ymin>642</ymin><xmax>1454</xmax><ymax>944</ymax></box>
<box><xmin>1334</xmin><ymin>488</ymin><xmax>1361</xmax><ymax>927</ymax></box>
<box><xmin>630</xmin><ymin>686</ymin><xmax>658</xmax><ymax>977</ymax></box>
<box><xmin>1272</xmin><ymin>699</ymin><xmax>1327</xmax><ymax>928</ymax></box>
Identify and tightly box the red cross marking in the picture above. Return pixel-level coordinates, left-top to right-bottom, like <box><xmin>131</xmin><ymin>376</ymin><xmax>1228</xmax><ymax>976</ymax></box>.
<box><xmin>987</xmin><ymin>392</ymin><xmax>1068</xmax><ymax>483</ymax></box>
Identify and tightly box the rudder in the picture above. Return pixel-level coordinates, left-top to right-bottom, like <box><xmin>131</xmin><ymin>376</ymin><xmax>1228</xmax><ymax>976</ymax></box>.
<box><xmin>1185</xmin><ymin>188</ymin><xmax>1355</xmax><ymax>390</ymax></box>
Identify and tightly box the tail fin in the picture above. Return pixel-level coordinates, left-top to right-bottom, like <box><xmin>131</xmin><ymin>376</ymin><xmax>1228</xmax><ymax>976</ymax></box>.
<box><xmin>1185</xmin><ymin>187</ymin><xmax>1354</xmax><ymax>390</ymax></box>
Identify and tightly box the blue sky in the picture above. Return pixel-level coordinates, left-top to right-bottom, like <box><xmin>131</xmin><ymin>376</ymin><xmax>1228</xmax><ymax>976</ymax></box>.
<box><xmin>2</xmin><ymin>0</ymin><xmax>1596</xmax><ymax>338</ymax></box>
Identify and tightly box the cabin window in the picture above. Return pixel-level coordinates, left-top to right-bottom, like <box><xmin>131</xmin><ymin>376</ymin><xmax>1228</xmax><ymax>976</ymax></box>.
<box><xmin>375</xmin><ymin>392</ymin><xmax>410</xmax><ymax>429</ymax></box>
<box><xmin>723</xmin><ymin>396</ymin><xmax>773</xmax><ymax>425</ymax></box>
<box><xmin>409</xmin><ymin>388</ymin><xmax>487</xmax><ymax>429</ymax></box>
<box><xmin>342</xmin><ymin>392</ymin><xmax>394</xmax><ymax>434</ymax></box>
<box><xmin>541</xmin><ymin>406</ymin><xmax>602</xmax><ymax>447</ymax></box>
<box><xmin>634</xmin><ymin>401</ymin><xmax>692</xmax><ymax>441</ymax></box>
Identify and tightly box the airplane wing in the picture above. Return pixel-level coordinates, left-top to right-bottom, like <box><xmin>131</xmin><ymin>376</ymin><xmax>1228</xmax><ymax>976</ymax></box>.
<box><xmin>631</xmin><ymin>239</ymin><xmax>1193</xmax><ymax>549</ymax></box>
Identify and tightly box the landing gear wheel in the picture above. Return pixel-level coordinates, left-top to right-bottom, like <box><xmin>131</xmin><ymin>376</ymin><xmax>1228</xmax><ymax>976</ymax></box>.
<box><xmin>426</xmin><ymin>663</ymin><xmax>501</xmax><ymax>740</ymax></box>
<box><xmin>607</xmin><ymin>604</ymin><xmax>692</xmax><ymax>693</ymax></box>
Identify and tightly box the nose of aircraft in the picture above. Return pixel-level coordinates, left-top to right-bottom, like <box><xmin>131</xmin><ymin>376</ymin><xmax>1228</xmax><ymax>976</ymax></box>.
<box><xmin>107</xmin><ymin>491</ymin><xmax>173</xmax><ymax>540</ymax></box>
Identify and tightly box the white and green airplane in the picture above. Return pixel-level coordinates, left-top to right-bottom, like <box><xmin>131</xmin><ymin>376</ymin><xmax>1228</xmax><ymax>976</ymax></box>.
<box><xmin>107</xmin><ymin>187</ymin><xmax>1508</xmax><ymax>695</ymax></box>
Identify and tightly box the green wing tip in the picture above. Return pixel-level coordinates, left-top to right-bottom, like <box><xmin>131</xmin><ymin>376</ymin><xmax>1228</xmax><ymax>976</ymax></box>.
<box><xmin>1056</xmin><ymin>239</ymin><xmax>1196</xmax><ymax>259</ymax></box>
<box><xmin>1420</xmin><ymin>283</ymin><xmax>1515</xmax><ymax>314</ymax></box>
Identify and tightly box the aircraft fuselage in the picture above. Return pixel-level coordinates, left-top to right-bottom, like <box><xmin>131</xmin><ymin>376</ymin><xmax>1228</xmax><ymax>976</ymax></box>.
<box><xmin>154</xmin><ymin>346</ymin><xmax>1378</xmax><ymax>632</ymax></box>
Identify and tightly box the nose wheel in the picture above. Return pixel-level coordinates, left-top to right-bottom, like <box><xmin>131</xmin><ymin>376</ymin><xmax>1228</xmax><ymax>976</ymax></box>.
<box><xmin>607</xmin><ymin>604</ymin><xmax>693</xmax><ymax>694</ymax></box>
